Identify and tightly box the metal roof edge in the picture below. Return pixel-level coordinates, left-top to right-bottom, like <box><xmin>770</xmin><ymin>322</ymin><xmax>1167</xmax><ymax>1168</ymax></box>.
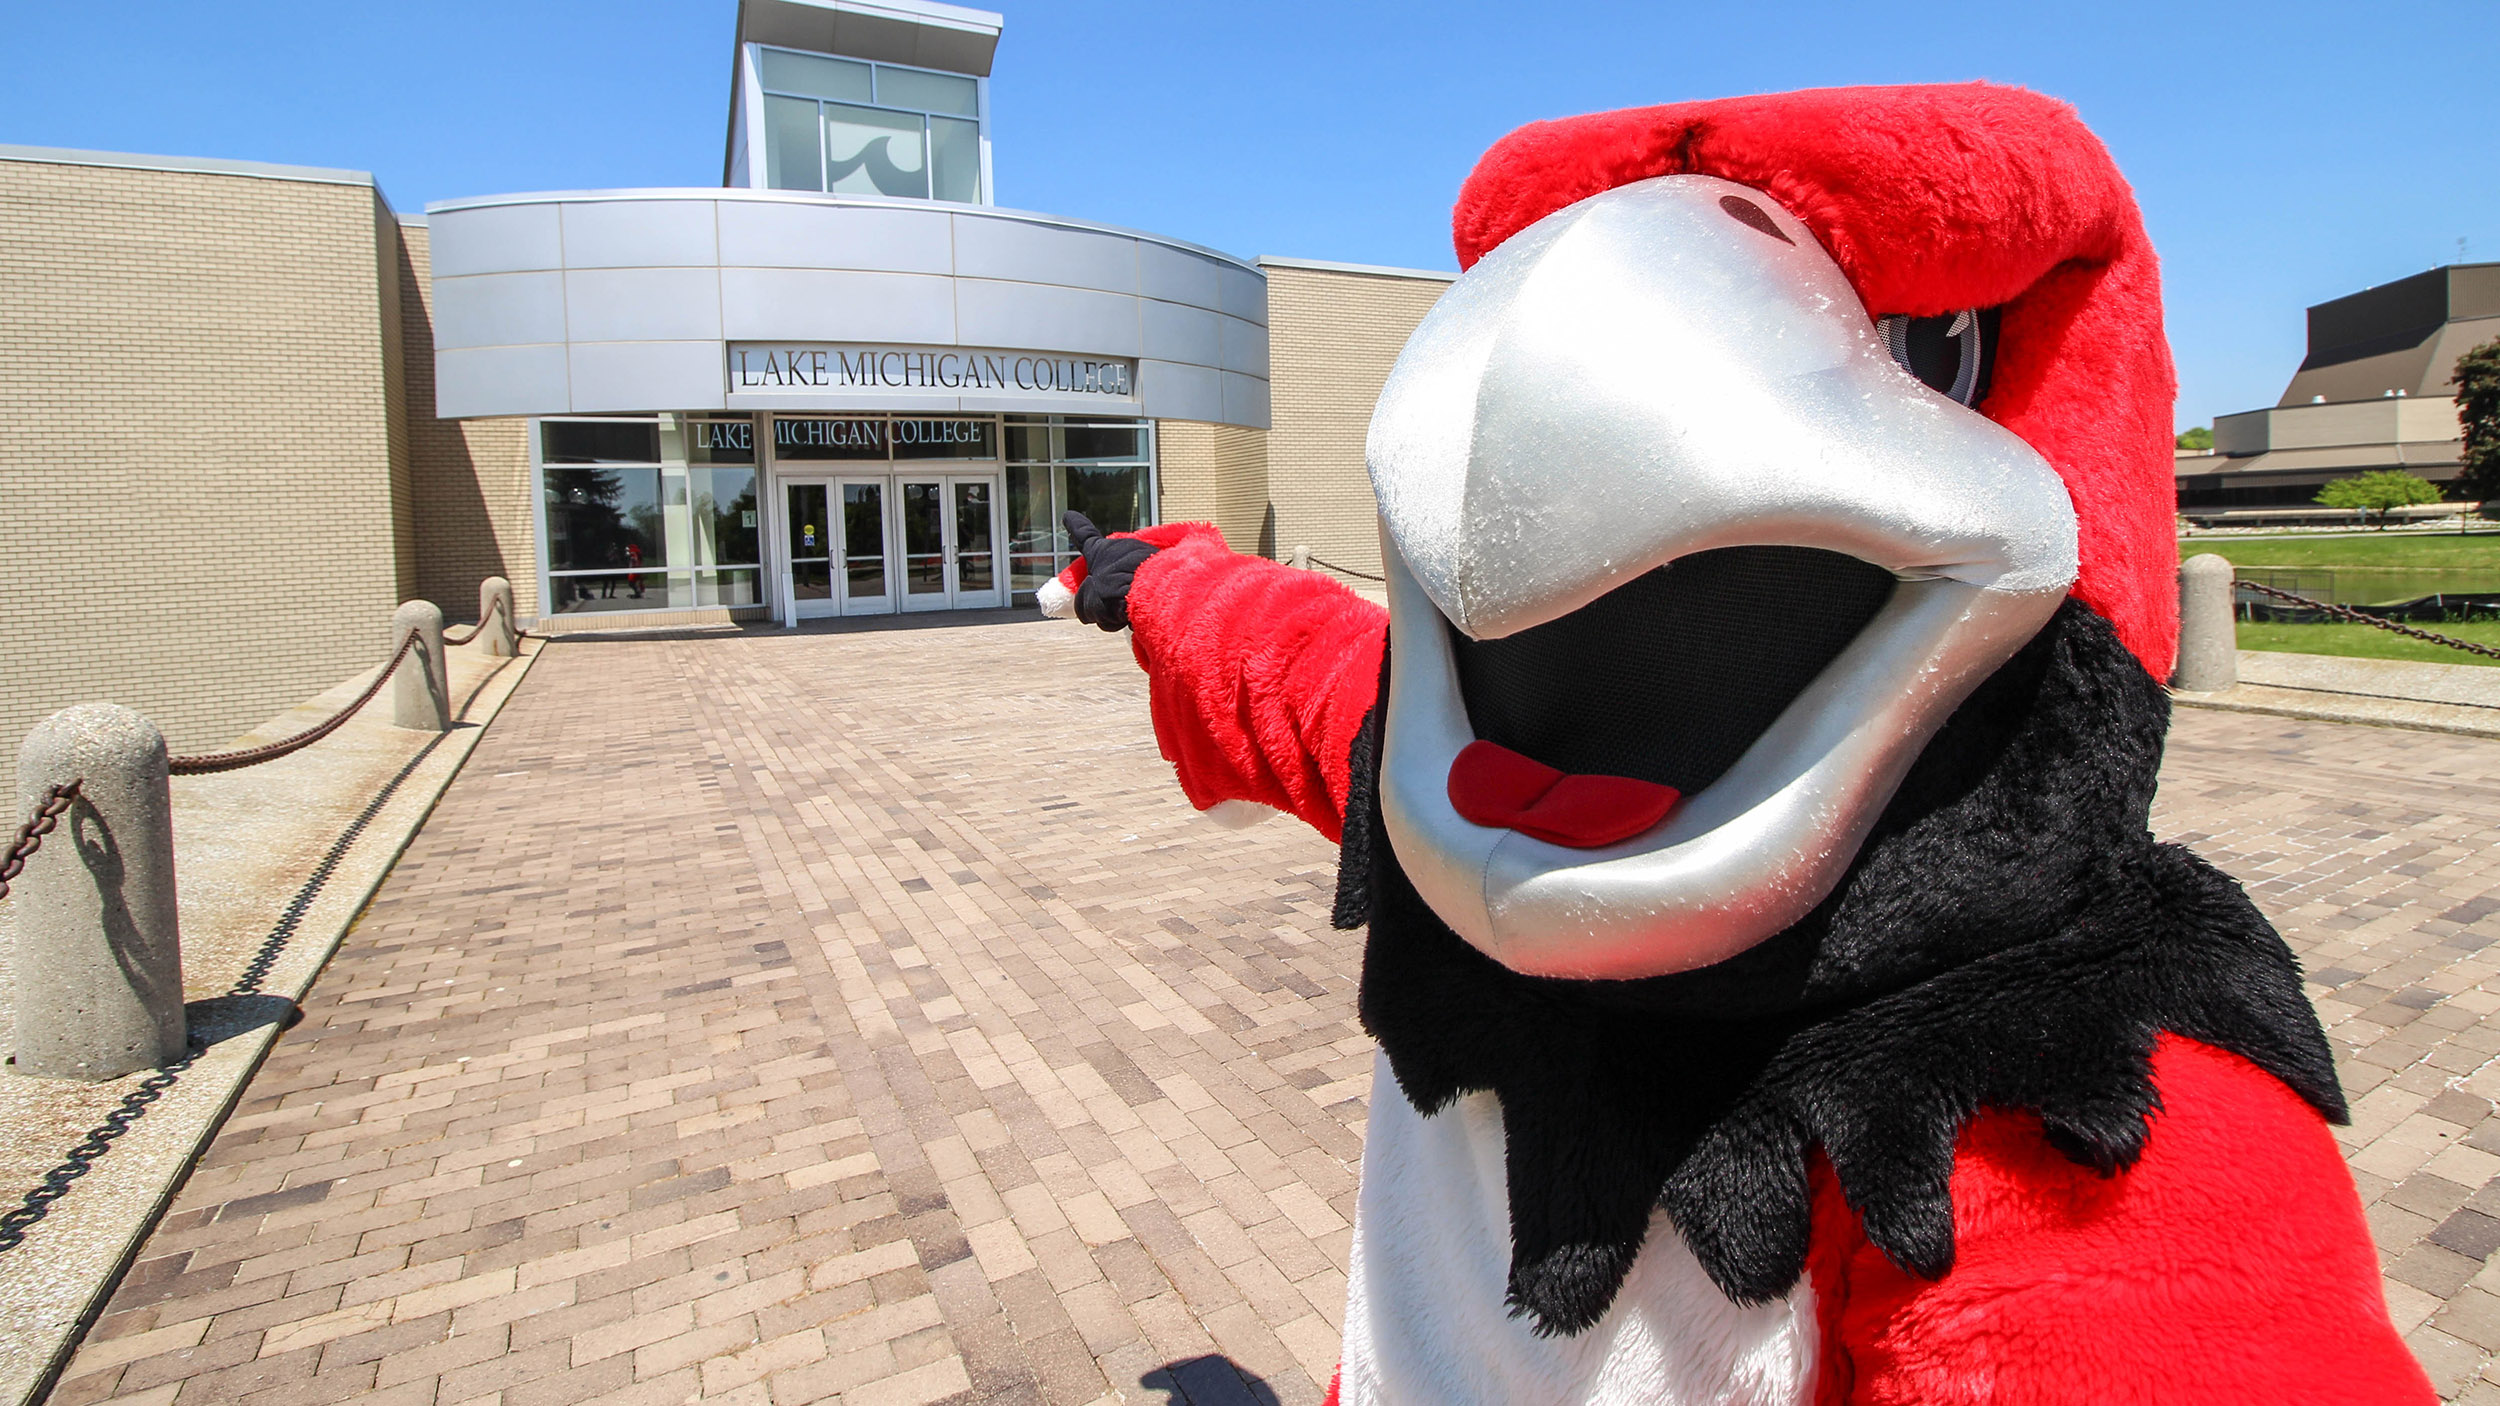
<box><xmin>0</xmin><ymin>143</ymin><xmax>374</xmax><ymax>188</ymax></box>
<box><xmin>805</xmin><ymin>0</ymin><xmax>1003</xmax><ymax>37</ymax></box>
<box><xmin>1256</xmin><ymin>255</ymin><xmax>1457</xmax><ymax>283</ymax></box>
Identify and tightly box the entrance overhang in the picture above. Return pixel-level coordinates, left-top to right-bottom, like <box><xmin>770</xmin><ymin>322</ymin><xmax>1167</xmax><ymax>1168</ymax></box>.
<box><xmin>421</xmin><ymin>189</ymin><xmax>1271</xmax><ymax>429</ymax></box>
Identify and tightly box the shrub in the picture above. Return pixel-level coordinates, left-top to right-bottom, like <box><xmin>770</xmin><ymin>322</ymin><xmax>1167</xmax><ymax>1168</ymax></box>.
<box><xmin>2316</xmin><ymin>470</ymin><xmax>2444</xmax><ymax>527</ymax></box>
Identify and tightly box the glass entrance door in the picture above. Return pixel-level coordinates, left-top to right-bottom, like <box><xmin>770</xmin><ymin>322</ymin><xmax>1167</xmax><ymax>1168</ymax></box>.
<box><xmin>836</xmin><ymin>478</ymin><xmax>896</xmax><ymax>615</ymax></box>
<box><xmin>897</xmin><ymin>475</ymin><xmax>1002</xmax><ymax>611</ymax></box>
<box><xmin>950</xmin><ymin>478</ymin><xmax>1001</xmax><ymax>608</ymax></box>
<box><xmin>788</xmin><ymin>472</ymin><xmax>999</xmax><ymax>618</ymax></box>
<box><xmin>784</xmin><ymin>482</ymin><xmax>835</xmax><ymax>620</ymax></box>
<box><xmin>899</xmin><ymin>479</ymin><xmax>949</xmax><ymax>612</ymax></box>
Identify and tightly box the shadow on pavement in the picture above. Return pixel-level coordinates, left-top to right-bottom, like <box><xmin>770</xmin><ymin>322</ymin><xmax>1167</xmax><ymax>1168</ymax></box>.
<box><xmin>534</xmin><ymin>605</ymin><xmax>1056</xmax><ymax>645</ymax></box>
<box><xmin>1140</xmin><ymin>1353</ymin><xmax>1285</xmax><ymax>1405</ymax></box>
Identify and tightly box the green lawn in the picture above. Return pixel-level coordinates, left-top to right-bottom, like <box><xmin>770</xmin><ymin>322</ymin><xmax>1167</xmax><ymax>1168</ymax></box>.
<box><xmin>2233</xmin><ymin>619</ymin><xmax>2500</xmax><ymax>668</ymax></box>
<box><xmin>2180</xmin><ymin>534</ymin><xmax>2500</xmax><ymax>665</ymax></box>
<box><xmin>2182</xmin><ymin>533</ymin><xmax>2500</xmax><ymax>571</ymax></box>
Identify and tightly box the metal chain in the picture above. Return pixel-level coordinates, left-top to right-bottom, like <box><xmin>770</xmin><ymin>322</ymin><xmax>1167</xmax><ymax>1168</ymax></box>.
<box><xmin>1307</xmin><ymin>556</ymin><xmax>1386</xmax><ymax>583</ymax></box>
<box><xmin>439</xmin><ymin>591</ymin><xmax>534</xmax><ymax>647</ymax></box>
<box><xmin>2234</xmin><ymin>578</ymin><xmax>2500</xmax><ymax>662</ymax></box>
<box><xmin>0</xmin><ymin>780</ymin><xmax>80</xmax><ymax>903</ymax></box>
<box><xmin>166</xmin><ymin>629</ymin><xmax>424</xmax><ymax>776</ymax></box>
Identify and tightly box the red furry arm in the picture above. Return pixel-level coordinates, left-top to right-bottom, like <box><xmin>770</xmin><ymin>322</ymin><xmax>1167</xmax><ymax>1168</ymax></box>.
<box><xmin>1810</xmin><ymin>1037</ymin><xmax>2432</xmax><ymax>1404</ymax></box>
<box><xmin>1108</xmin><ymin>523</ymin><xmax>1387</xmax><ymax>841</ymax></box>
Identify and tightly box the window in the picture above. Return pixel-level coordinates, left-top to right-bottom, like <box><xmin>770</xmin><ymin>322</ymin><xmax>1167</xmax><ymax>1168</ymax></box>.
<box><xmin>774</xmin><ymin>417</ymin><xmax>887</xmax><ymax>460</ymax></box>
<box><xmin>543</xmin><ymin>419</ymin><xmax>661</xmax><ymax>465</ymax></box>
<box><xmin>769</xmin><ymin>416</ymin><xmax>998</xmax><ymax>463</ymax></box>
<box><xmin>756</xmin><ymin>45</ymin><xmax>982</xmax><ymax>201</ymax></box>
<box><xmin>891</xmin><ymin>418</ymin><xmax>995</xmax><ymax>460</ymax></box>
<box><xmin>1003</xmin><ymin>418</ymin><xmax>1156</xmax><ymax>600</ymax></box>
<box><xmin>540</xmin><ymin>417</ymin><xmax>765</xmax><ymax>614</ymax></box>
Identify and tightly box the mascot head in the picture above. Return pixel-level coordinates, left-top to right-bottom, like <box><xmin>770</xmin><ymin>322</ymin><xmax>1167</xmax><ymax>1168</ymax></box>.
<box><xmin>1365</xmin><ymin>82</ymin><xmax>2176</xmax><ymax>982</ymax></box>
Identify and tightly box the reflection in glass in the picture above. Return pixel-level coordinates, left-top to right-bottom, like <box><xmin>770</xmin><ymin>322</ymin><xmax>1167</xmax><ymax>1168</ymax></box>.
<box><xmin>775</xmin><ymin>418</ymin><xmax>886</xmax><ymax>460</ymax></box>
<box><xmin>686</xmin><ymin>419</ymin><xmax>756</xmax><ymax>465</ymax></box>
<box><xmin>890</xmin><ymin>418</ymin><xmax>994</xmax><ymax>459</ymax></box>
<box><xmin>929</xmin><ymin>115</ymin><xmax>980</xmax><ymax>202</ymax></box>
<box><xmin>1061</xmin><ymin>464</ymin><xmax>1145</xmax><ymax>536</ymax></box>
<box><xmin>698</xmin><ymin>570</ymin><xmax>761</xmax><ymax>607</ymax></box>
<box><xmin>954</xmin><ymin>481</ymin><xmax>994</xmax><ymax>593</ymax></box>
<box><xmin>545</xmin><ymin>466</ymin><xmax>667</xmax><ymax>572</ymax></box>
<box><xmin>791</xmin><ymin>561</ymin><xmax>832</xmax><ymax>602</ymax></box>
<box><xmin>823</xmin><ymin>103</ymin><xmax>927</xmax><ymax>198</ymax></box>
<box><xmin>1006</xmin><ymin>465</ymin><xmax>1053</xmax><ymax>560</ymax></box>
<box><xmin>692</xmin><ymin>468</ymin><xmax>759</xmax><ymax>568</ymax></box>
<box><xmin>1004</xmin><ymin>423</ymin><xmax>1049</xmax><ymax>464</ymax></box>
<box><xmin>759</xmin><ymin>50</ymin><xmax>872</xmax><ymax>103</ymax></box>
<box><xmin>874</xmin><ymin>67</ymin><xmax>977</xmax><ymax>116</ymax></box>
<box><xmin>842</xmin><ymin>482</ymin><xmax>887</xmax><ymax>599</ymax></box>
<box><xmin>1060</xmin><ymin>424</ymin><xmax>1143</xmax><ymax>461</ymax></box>
<box><xmin>902</xmin><ymin>481</ymin><xmax>945</xmax><ymax>594</ymax></box>
<box><xmin>1010</xmin><ymin>556</ymin><xmax>1056</xmax><ymax>593</ymax></box>
<box><xmin>543</xmin><ymin>420</ymin><xmax>660</xmax><ymax>464</ymax></box>
<box><xmin>786</xmin><ymin>483</ymin><xmax>830</xmax><ymax>574</ymax></box>
<box><xmin>764</xmin><ymin>95</ymin><xmax>824</xmax><ymax>191</ymax></box>
<box><xmin>995</xmin><ymin>419</ymin><xmax>1155</xmax><ymax>601</ymax></box>
<box><xmin>549</xmin><ymin>572</ymin><xmax>683</xmax><ymax>613</ymax></box>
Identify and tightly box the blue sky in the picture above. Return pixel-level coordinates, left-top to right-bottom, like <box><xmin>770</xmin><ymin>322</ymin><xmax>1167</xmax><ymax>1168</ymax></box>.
<box><xmin>6</xmin><ymin>1</ymin><xmax>2493</xmax><ymax>431</ymax></box>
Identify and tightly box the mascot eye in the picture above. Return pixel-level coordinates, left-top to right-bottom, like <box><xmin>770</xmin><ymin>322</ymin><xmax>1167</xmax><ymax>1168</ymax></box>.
<box><xmin>1877</xmin><ymin>307</ymin><xmax>2001</xmax><ymax>408</ymax></box>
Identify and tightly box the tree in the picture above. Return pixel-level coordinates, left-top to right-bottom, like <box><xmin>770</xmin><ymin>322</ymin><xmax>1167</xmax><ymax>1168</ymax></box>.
<box><xmin>2176</xmin><ymin>426</ymin><xmax>2213</xmax><ymax>451</ymax></box>
<box><xmin>2316</xmin><ymin>470</ymin><xmax>2443</xmax><ymax>528</ymax></box>
<box><xmin>2457</xmin><ymin>338</ymin><xmax>2500</xmax><ymax>506</ymax></box>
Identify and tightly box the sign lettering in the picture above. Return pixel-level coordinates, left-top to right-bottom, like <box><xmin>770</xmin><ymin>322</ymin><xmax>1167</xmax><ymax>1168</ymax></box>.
<box><xmin>727</xmin><ymin>343</ymin><xmax>1137</xmax><ymax>402</ymax></box>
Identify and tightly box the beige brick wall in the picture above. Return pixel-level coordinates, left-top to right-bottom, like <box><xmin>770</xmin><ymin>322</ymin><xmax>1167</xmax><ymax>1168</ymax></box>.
<box><xmin>377</xmin><ymin>205</ymin><xmax>418</xmax><ymax>604</ymax></box>
<box><xmin>1260</xmin><ymin>262</ymin><xmax>1449</xmax><ymax>579</ymax></box>
<box><xmin>0</xmin><ymin>157</ymin><xmax>415</xmax><ymax>799</ymax></box>
<box><xmin>1154</xmin><ymin>420</ymin><xmax>1269</xmax><ymax>554</ymax></box>
<box><xmin>397</xmin><ymin>222</ymin><xmax>535</xmax><ymax>622</ymax></box>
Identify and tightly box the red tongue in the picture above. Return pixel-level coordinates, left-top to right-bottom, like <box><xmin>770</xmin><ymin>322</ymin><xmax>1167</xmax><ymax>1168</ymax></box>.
<box><xmin>1445</xmin><ymin>740</ymin><xmax>1681</xmax><ymax>849</ymax></box>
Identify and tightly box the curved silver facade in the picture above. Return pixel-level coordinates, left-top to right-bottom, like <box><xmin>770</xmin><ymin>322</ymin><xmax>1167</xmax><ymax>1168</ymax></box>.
<box><xmin>423</xmin><ymin>189</ymin><xmax>1270</xmax><ymax>428</ymax></box>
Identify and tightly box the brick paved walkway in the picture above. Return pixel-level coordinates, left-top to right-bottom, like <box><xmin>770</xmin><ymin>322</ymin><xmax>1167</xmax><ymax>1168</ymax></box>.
<box><xmin>44</xmin><ymin>615</ymin><xmax>2500</xmax><ymax>1404</ymax></box>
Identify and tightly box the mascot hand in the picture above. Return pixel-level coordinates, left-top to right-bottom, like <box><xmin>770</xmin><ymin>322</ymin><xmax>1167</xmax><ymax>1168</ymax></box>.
<box><xmin>1063</xmin><ymin>511</ymin><xmax>1159</xmax><ymax>633</ymax></box>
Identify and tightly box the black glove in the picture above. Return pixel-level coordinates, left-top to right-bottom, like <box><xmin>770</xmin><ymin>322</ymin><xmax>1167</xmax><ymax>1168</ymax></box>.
<box><xmin>1065</xmin><ymin>511</ymin><xmax>1158</xmax><ymax>633</ymax></box>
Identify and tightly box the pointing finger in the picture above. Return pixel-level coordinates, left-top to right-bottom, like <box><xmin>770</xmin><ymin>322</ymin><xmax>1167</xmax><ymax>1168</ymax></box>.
<box><xmin>1063</xmin><ymin>510</ymin><xmax>1103</xmax><ymax>553</ymax></box>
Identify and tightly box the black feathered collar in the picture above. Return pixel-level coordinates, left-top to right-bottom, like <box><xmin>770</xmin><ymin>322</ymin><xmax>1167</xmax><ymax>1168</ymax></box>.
<box><xmin>1333</xmin><ymin>602</ymin><xmax>2343</xmax><ymax>1335</ymax></box>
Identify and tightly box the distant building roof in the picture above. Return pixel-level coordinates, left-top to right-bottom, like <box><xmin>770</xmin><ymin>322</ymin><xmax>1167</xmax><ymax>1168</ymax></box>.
<box><xmin>2278</xmin><ymin>262</ymin><xmax>2500</xmax><ymax>406</ymax></box>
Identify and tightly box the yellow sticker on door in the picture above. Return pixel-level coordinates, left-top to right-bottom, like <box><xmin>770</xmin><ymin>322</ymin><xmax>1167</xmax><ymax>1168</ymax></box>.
<box><xmin>803</xmin><ymin>525</ymin><xmax>818</xmax><ymax>549</ymax></box>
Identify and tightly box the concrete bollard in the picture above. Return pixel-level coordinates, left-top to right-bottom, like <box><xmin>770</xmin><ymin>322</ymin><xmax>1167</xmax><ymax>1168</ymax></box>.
<box><xmin>391</xmin><ymin>600</ymin><xmax>450</xmax><ymax>732</ymax></box>
<box><xmin>13</xmin><ymin>705</ymin><xmax>187</xmax><ymax>1080</ymax></box>
<box><xmin>478</xmin><ymin>577</ymin><xmax>518</xmax><ymax>657</ymax></box>
<box><xmin>2174</xmin><ymin>553</ymin><xmax>2238</xmax><ymax>693</ymax></box>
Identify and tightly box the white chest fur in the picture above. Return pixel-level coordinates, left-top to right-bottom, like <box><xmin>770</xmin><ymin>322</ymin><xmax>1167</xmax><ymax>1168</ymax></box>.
<box><xmin>1339</xmin><ymin>1052</ymin><xmax>1816</xmax><ymax>1406</ymax></box>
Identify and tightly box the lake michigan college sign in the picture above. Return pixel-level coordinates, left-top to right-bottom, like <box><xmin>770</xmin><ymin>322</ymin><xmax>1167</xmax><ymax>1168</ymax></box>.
<box><xmin>727</xmin><ymin>343</ymin><xmax>1137</xmax><ymax>402</ymax></box>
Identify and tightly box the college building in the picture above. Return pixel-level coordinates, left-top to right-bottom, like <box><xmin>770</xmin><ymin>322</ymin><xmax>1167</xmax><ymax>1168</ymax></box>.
<box><xmin>2176</xmin><ymin>261</ymin><xmax>2498</xmax><ymax>516</ymax></box>
<box><xmin>0</xmin><ymin>0</ymin><xmax>1452</xmax><ymax>787</ymax></box>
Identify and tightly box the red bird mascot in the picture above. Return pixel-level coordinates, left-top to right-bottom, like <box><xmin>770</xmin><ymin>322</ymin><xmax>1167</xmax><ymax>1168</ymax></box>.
<box><xmin>1043</xmin><ymin>84</ymin><xmax>2432</xmax><ymax>1404</ymax></box>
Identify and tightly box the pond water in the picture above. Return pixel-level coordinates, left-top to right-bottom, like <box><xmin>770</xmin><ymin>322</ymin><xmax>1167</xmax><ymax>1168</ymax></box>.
<box><xmin>2232</xmin><ymin>566</ymin><xmax>2500</xmax><ymax>607</ymax></box>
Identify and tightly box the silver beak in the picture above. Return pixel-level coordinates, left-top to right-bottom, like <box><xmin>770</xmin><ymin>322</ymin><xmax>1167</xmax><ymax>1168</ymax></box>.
<box><xmin>1366</xmin><ymin>175</ymin><xmax>2079</xmax><ymax>980</ymax></box>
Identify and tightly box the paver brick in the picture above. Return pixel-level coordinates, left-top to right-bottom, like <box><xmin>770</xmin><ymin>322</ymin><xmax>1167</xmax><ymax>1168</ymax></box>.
<box><xmin>59</xmin><ymin>621</ymin><xmax>2500</xmax><ymax>1400</ymax></box>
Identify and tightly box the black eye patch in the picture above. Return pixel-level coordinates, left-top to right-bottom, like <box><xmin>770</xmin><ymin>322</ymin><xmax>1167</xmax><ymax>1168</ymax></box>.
<box><xmin>1877</xmin><ymin>307</ymin><xmax>2002</xmax><ymax>408</ymax></box>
